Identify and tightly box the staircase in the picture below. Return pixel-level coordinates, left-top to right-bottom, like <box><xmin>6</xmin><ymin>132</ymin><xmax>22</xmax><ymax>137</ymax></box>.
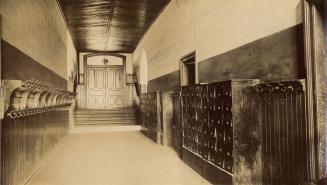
<box><xmin>74</xmin><ymin>108</ymin><xmax>138</xmax><ymax>125</ymax></box>
<box><xmin>71</xmin><ymin>108</ymin><xmax>141</xmax><ymax>134</ymax></box>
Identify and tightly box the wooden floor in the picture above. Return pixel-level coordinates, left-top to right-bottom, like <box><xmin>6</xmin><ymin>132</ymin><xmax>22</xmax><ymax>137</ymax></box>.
<box><xmin>26</xmin><ymin>131</ymin><xmax>209</xmax><ymax>185</ymax></box>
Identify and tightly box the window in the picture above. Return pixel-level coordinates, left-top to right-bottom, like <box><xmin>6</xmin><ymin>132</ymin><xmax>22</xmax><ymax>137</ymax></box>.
<box><xmin>181</xmin><ymin>52</ymin><xmax>197</xmax><ymax>86</ymax></box>
<box><xmin>86</xmin><ymin>56</ymin><xmax>123</xmax><ymax>66</ymax></box>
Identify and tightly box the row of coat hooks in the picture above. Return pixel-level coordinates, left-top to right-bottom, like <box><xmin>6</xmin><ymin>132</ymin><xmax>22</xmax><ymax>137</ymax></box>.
<box><xmin>6</xmin><ymin>79</ymin><xmax>76</xmax><ymax>119</ymax></box>
<box><xmin>256</xmin><ymin>80</ymin><xmax>305</xmax><ymax>93</ymax></box>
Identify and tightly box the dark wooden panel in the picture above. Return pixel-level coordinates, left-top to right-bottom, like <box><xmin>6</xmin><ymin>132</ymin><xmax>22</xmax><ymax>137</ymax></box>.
<box><xmin>161</xmin><ymin>91</ymin><xmax>174</xmax><ymax>147</ymax></box>
<box><xmin>257</xmin><ymin>80</ymin><xmax>311</xmax><ymax>185</ymax></box>
<box><xmin>171</xmin><ymin>92</ymin><xmax>182</xmax><ymax>155</ymax></box>
<box><xmin>199</xmin><ymin>24</ymin><xmax>305</xmax><ymax>83</ymax></box>
<box><xmin>181</xmin><ymin>147</ymin><xmax>202</xmax><ymax>175</ymax></box>
<box><xmin>200</xmin><ymin>150</ymin><xmax>233</xmax><ymax>185</ymax></box>
<box><xmin>1</xmin><ymin>110</ymin><xmax>69</xmax><ymax>185</ymax></box>
<box><xmin>1</xmin><ymin>40</ymin><xmax>67</xmax><ymax>89</ymax></box>
<box><xmin>57</xmin><ymin>0</ymin><xmax>170</xmax><ymax>52</ymax></box>
<box><xmin>148</xmin><ymin>70</ymin><xmax>180</xmax><ymax>92</ymax></box>
<box><xmin>139</xmin><ymin>92</ymin><xmax>162</xmax><ymax>143</ymax></box>
<box><xmin>232</xmin><ymin>80</ymin><xmax>262</xmax><ymax>184</ymax></box>
<box><xmin>182</xmin><ymin>148</ymin><xmax>233</xmax><ymax>185</ymax></box>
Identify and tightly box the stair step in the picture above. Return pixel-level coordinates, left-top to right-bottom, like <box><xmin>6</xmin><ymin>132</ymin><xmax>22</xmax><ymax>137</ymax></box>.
<box><xmin>75</xmin><ymin>110</ymin><xmax>136</xmax><ymax>113</ymax></box>
<box><xmin>75</xmin><ymin>118</ymin><xmax>137</xmax><ymax>121</ymax></box>
<box><xmin>74</xmin><ymin>108</ymin><xmax>138</xmax><ymax>126</ymax></box>
<box><xmin>75</xmin><ymin>121</ymin><xmax>137</xmax><ymax>125</ymax></box>
<box><xmin>75</xmin><ymin>115</ymin><xmax>137</xmax><ymax>118</ymax></box>
<box><xmin>75</xmin><ymin>114</ymin><xmax>136</xmax><ymax>117</ymax></box>
<box><xmin>75</xmin><ymin>112</ymin><xmax>136</xmax><ymax>115</ymax></box>
<box><xmin>75</xmin><ymin>114</ymin><xmax>136</xmax><ymax>116</ymax></box>
<box><xmin>70</xmin><ymin>125</ymin><xmax>142</xmax><ymax>134</ymax></box>
<box><xmin>75</xmin><ymin>117</ymin><xmax>137</xmax><ymax>120</ymax></box>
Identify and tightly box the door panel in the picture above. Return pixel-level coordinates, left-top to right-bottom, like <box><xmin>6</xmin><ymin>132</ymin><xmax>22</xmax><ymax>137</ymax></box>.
<box><xmin>86</xmin><ymin>68</ymin><xmax>106</xmax><ymax>109</ymax></box>
<box><xmin>96</xmin><ymin>70</ymin><xmax>104</xmax><ymax>88</ymax></box>
<box><xmin>88</xmin><ymin>69</ymin><xmax>95</xmax><ymax>88</ymax></box>
<box><xmin>107</xmin><ymin>69</ymin><xmax>115</xmax><ymax>89</ymax></box>
<box><xmin>107</xmin><ymin>96</ymin><xmax>115</xmax><ymax>105</ymax></box>
<box><xmin>115</xmin><ymin>68</ymin><xmax>123</xmax><ymax>89</ymax></box>
<box><xmin>106</xmin><ymin>67</ymin><xmax>125</xmax><ymax>109</ymax></box>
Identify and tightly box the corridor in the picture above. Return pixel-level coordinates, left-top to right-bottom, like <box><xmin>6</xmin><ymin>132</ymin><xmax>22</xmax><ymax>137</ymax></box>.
<box><xmin>26</xmin><ymin>131</ymin><xmax>209</xmax><ymax>185</ymax></box>
<box><xmin>1</xmin><ymin>0</ymin><xmax>327</xmax><ymax>184</ymax></box>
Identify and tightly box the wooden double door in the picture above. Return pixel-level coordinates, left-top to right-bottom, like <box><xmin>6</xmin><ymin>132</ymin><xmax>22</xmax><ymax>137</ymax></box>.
<box><xmin>86</xmin><ymin>66</ymin><xmax>125</xmax><ymax>109</ymax></box>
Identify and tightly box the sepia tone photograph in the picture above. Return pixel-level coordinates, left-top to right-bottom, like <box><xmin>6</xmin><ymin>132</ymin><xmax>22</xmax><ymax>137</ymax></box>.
<box><xmin>0</xmin><ymin>0</ymin><xmax>327</xmax><ymax>184</ymax></box>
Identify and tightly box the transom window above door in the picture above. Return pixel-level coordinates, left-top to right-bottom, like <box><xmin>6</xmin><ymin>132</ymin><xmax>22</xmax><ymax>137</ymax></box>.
<box><xmin>86</xmin><ymin>56</ymin><xmax>123</xmax><ymax>66</ymax></box>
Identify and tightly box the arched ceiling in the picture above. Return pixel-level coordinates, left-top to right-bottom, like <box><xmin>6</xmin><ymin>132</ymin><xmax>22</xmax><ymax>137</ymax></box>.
<box><xmin>57</xmin><ymin>0</ymin><xmax>170</xmax><ymax>53</ymax></box>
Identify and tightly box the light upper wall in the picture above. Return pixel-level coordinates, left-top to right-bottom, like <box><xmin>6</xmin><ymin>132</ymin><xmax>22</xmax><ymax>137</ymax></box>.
<box><xmin>67</xmin><ymin>31</ymin><xmax>77</xmax><ymax>91</ymax></box>
<box><xmin>1</xmin><ymin>0</ymin><xmax>74</xmax><ymax>79</ymax></box>
<box><xmin>133</xmin><ymin>0</ymin><xmax>303</xmax><ymax>81</ymax></box>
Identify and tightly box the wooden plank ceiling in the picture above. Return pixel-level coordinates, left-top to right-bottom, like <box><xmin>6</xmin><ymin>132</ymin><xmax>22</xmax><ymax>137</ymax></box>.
<box><xmin>57</xmin><ymin>0</ymin><xmax>170</xmax><ymax>52</ymax></box>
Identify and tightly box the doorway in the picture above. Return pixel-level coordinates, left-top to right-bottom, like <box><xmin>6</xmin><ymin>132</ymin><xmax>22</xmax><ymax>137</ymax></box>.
<box><xmin>86</xmin><ymin>66</ymin><xmax>125</xmax><ymax>109</ymax></box>
<box><xmin>83</xmin><ymin>54</ymin><xmax>127</xmax><ymax>110</ymax></box>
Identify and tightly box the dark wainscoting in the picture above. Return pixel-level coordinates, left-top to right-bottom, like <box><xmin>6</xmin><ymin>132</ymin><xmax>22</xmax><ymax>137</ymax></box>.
<box><xmin>147</xmin><ymin>24</ymin><xmax>304</xmax><ymax>92</ymax></box>
<box><xmin>1</xmin><ymin>40</ymin><xmax>67</xmax><ymax>89</ymax></box>
<box><xmin>1</xmin><ymin>110</ymin><xmax>69</xmax><ymax>185</ymax></box>
<box><xmin>198</xmin><ymin>24</ymin><xmax>305</xmax><ymax>83</ymax></box>
<box><xmin>147</xmin><ymin>71</ymin><xmax>180</xmax><ymax>92</ymax></box>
